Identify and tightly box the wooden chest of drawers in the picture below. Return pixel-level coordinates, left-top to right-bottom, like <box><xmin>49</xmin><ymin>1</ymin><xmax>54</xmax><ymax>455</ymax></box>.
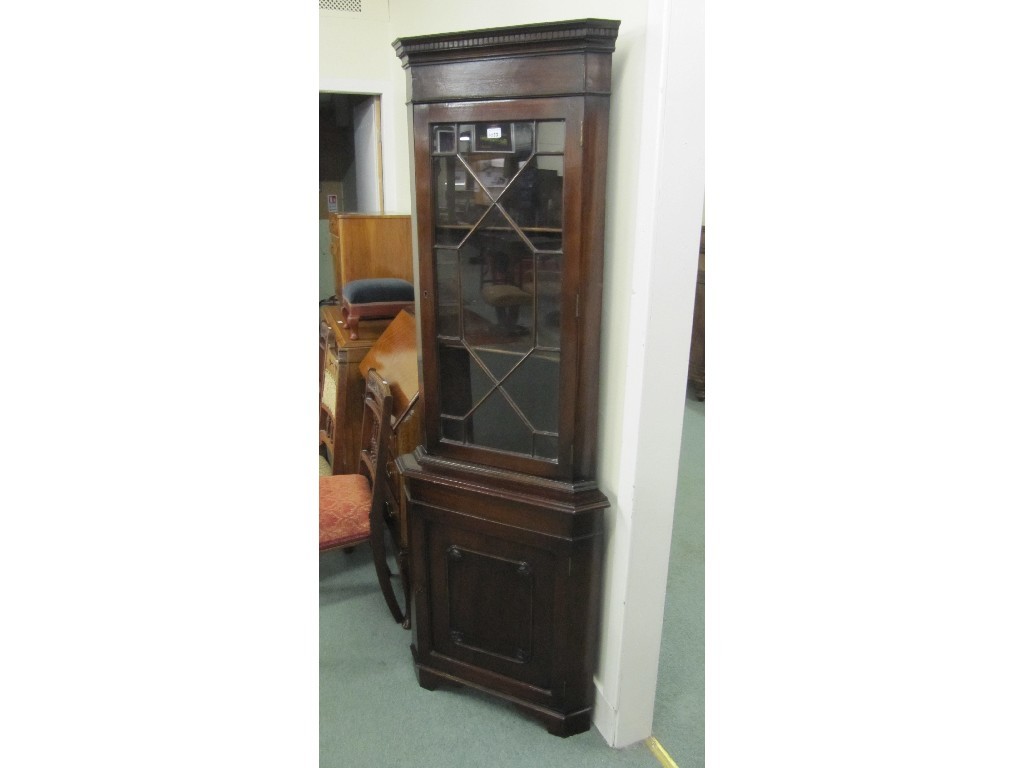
<box><xmin>319</xmin><ymin>305</ymin><xmax>391</xmax><ymax>475</ymax></box>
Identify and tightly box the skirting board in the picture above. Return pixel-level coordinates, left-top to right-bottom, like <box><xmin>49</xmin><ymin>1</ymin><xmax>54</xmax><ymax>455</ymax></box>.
<box><xmin>592</xmin><ymin>678</ymin><xmax>617</xmax><ymax>746</ymax></box>
<box><xmin>592</xmin><ymin>677</ymin><xmax>653</xmax><ymax>749</ymax></box>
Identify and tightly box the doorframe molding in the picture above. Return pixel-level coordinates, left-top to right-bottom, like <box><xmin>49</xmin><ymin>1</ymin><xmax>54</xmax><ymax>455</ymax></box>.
<box><xmin>320</xmin><ymin>77</ymin><xmax>398</xmax><ymax>213</ymax></box>
<box><xmin>592</xmin><ymin>0</ymin><xmax>705</xmax><ymax>747</ymax></box>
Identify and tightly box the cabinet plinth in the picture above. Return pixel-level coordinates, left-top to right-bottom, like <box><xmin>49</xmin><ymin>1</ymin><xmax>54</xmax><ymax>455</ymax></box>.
<box><xmin>394</xmin><ymin>18</ymin><xmax>619</xmax><ymax>736</ymax></box>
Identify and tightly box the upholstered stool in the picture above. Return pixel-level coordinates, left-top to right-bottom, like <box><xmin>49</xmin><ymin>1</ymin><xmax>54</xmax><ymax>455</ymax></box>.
<box><xmin>340</xmin><ymin>278</ymin><xmax>415</xmax><ymax>340</ymax></box>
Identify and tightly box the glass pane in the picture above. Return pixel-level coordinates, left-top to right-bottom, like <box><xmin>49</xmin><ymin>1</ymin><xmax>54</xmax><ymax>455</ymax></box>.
<box><xmin>433</xmin><ymin>124</ymin><xmax>457</xmax><ymax>154</ymax></box>
<box><xmin>502</xmin><ymin>156</ymin><xmax>563</xmax><ymax>249</ymax></box>
<box><xmin>528</xmin><ymin>253</ymin><xmax>561</xmax><ymax>349</ymax></box>
<box><xmin>435</xmin><ymin>249</ymin><xmax>460</xmax><ymax>338</ymax></box>
<box><xmin>475</xmin><ymin>348</ymin><xmax>526</xmax><ymax>382</ymax></box>
<box><xmin>502</xmin><ymin>351</ymin><xmax>560</xmax><ymax>434</ymax></box>
<box><xmin>534</xmin><ymin>434</ymin><xmax>559</xmax><ymax>461</ymax></box>
<box><xmin>432</xmin><ymin>156</ymin><xmax>468</xmax><ymax>237</ymax></box>
<box><xmin>501</xmin><ymin>156</ymin><xmax>538</xmax><ymax>230</ymax></box>
<box><xmin>439</xmin><ymin>344</ymin><xmax>474</xmax><ymax>419</ymax></box>
<box><xmin>441</xmin><ymin>417</ymin><xmax>465</xmax><ymax>443</ymax></box>
<box><xmin>456</xmin><ymin>124</ymin><xmax>533</xmax><ymax>204</ymax></box>
<box><xmin>458</xmin><ymin>122</ymin><xmax>533</xmax><ymax>156</ymax></box>
<box><xmin>533</xmin><ymin>155</ymin><xmax>564</xmax><ymax>240</ymax></box>
<box><xmin>461</xmin><ymin>153</ymin><xmax>518</xmax><ymax>205</ymax></box>
<box><xmin>467</xmin><ymin>388</ymin><xmax>533</xmax><ymax>456</ymax></box>
<box><xmin>434</xmin><ymin>155</ymin><xmax>479</xmax><ymax>231</ymax></box>
<box><xmin>461</xmin><ymin>207</ymin><xmax>534</xmax><ymax>352</ymax></box>
<box><xmin>511</xmin><ymin>122</ymin><xmax>534</xmax><ymax>155</ymax></box>
<box><xmin>536</xmin><ymin>121</ymin><xmax>565</xmax><ymax>153</ymax></box>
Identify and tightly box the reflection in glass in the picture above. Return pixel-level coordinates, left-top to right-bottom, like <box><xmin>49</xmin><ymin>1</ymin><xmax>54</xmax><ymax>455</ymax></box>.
<box><xmin>462</xmin><ymin>207</ymin><xmax>534</xmax><ymax>352</ymax></box>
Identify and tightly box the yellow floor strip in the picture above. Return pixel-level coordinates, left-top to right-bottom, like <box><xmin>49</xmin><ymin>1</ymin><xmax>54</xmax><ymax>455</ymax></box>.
<box><xmin>645</xmin><ymin>736</ymin><xmax>680</xmax><ymax>768</ymax></box>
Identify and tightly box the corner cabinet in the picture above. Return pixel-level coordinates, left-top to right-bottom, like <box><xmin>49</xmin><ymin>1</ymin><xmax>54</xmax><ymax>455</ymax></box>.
<box><xmin>393</xmin><ymin>19</ymin><xmax>619</xmax><ymax>737</ymax></box>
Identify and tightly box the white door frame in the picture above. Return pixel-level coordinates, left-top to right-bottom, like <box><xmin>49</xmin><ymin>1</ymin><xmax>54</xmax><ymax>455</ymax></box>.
<box><xmin>320</xmin><ymin>77</ymin><xmax>398</xmax><ymax>213</ymax></box>
<box><xmin>592</xmin><ymin>0</ymin><xmax>705</xmax><ymax>747</ymax></box>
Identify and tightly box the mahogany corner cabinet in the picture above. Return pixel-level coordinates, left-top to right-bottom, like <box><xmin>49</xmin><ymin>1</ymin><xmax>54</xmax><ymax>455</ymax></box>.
<box><xmin>393</xmin><ymin>18</ymin><xmax>619</xmax><ymax>737</ymax></box>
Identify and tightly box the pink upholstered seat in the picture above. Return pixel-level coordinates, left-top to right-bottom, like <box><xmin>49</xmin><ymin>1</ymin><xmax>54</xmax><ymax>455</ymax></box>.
<box><xmin>319</xmin><ymin>473</ymin><xmax>372</xmax><ymax>550</ymax></box>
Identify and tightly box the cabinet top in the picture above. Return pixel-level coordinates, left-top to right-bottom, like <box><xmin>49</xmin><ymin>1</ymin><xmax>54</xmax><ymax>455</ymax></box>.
<box><xmin>392</xmin><ymin>18</ymin><xmax>619</xmax><ymax>67</ymax></box>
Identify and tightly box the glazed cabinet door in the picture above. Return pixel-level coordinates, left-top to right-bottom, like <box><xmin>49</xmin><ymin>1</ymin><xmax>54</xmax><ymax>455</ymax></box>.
<box><xmin>413</xmin><ymin>99</ymin><xmax>585</xmax><ymax>480</ymax></box>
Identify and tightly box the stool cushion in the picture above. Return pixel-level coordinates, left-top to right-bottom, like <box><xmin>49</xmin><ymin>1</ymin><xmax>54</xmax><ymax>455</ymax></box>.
<box><xmin>319</xmin><ymin>473</ymin><xmax>372</xmax><ymax>550</ymax></box>
<box><xmin>341</xmin><ymin>278</ymin><xmax>415</xmax><ymax>305</ymax></box>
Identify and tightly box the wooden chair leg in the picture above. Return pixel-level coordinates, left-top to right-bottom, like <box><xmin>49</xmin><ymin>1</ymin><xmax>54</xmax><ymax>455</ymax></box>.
<box><xmin>369</xmin><ymin>501</ymin><xmax>406</xmax><ymax>625</ymax></box>
<box><xmin>398</xmin><ymin>548</ymin><xmax>412</xmax><ymax>630</ymax></box>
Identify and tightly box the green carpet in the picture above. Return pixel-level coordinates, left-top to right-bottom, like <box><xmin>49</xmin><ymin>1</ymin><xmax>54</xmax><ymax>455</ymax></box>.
<box><xmin>652</xmin><ymin>396</ymin><xmax>705</xmax><ymax>767</ymax></box>
<box><xmin>319</xmin><ymin>396</ymin><xmax>704</xmax><ymax>766</ymax></box>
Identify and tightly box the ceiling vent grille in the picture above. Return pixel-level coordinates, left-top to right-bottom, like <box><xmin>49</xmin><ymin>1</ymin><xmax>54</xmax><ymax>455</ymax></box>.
<box><xmin>320</xmin><ymin>0</ymin><xmax>361</xmax><ymax>10</ymax></box>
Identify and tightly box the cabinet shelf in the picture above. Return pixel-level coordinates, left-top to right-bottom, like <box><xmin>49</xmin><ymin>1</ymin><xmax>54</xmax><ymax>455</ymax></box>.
<box><xmin>435</xmin><ymin>224</ymin><xmax>563</xmax><ymax>235</ymax></box>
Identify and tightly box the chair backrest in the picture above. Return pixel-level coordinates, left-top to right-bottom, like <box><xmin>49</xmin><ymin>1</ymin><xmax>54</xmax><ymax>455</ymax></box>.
<box><xmin>361</xmin><ymin>368</ymin><xmax>409</xmax><ymax>625</ymax></box>
<box><xmin>359</xmin><ymin>368</ymin><xmax>394</xmax><ymax>511</ymax></box>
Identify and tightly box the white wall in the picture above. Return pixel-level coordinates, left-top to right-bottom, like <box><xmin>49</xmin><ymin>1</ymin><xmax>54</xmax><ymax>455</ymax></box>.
<box><xmin>320</xmin><ymin>1</ymin><xmax>402</xmax><ymax>213</ymax></box>
<box><xmin>320</xmin><ymin>0</ymin><xmax>704</xmax><ymax>747</ymax></box>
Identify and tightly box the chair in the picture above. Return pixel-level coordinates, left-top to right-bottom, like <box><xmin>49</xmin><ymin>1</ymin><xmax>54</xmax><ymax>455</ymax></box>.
<box><xmin>319</xmin><ymin>368</ymin><xmax>406</xmax><ymax>625</ymax></box>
